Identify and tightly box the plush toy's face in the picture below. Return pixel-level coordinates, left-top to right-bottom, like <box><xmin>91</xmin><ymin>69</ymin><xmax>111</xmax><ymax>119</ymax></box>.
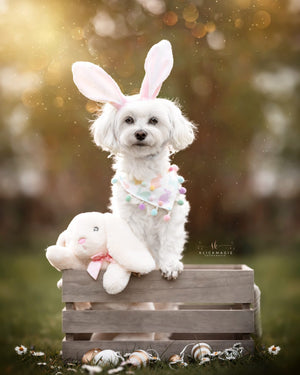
<box><xmin>66</xmin><ymin>212</ymin><xmax>107</xmax><ymax>259</ymax></box>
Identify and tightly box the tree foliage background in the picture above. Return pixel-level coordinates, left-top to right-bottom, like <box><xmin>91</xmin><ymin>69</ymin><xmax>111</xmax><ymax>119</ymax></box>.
<box><xmin>0</xmin><ymin>0</ymin><xmax>299</xmax><ymax>253</ymax></box>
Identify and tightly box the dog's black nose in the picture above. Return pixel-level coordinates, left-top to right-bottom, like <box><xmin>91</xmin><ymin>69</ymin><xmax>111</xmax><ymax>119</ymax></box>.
<box><xmin>135</xmin><ymin>130</ymin><xmax>148</xmax><ymax>141</ymax></box>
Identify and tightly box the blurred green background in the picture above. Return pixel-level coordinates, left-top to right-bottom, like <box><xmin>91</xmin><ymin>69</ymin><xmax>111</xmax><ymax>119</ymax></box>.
<box><xmin>0</xmin><ymin>0</ymin><xmax>299</xmax><ymax>373</ymax></box>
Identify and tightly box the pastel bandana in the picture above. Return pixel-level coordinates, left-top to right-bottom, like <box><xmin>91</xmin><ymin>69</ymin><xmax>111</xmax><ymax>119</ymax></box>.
<box><xmin>112</xmin><ymin>165</ymin><xmax>186</xmax><ymax>215</ymax></box>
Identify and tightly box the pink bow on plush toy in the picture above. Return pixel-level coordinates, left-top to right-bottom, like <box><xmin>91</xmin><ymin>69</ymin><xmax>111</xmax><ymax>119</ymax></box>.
<box><xmin>87</xmin><ymin>252</ymin><xmax>114</xmax><ymax>280</ymax></box>
<box><xmin>72</xmin><ymin>40</ymin><xmax>173</xmax><ymax>110</ymax></box>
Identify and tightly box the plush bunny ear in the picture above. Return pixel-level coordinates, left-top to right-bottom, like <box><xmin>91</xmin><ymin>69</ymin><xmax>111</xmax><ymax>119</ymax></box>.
<box><xmin>139</xmin><ymin>40</ymin><xmax>173</xmax><ymax>100</ymax></box>
<box><xmin>104</xmin><ymin>213</ymin><xmax>156</xmax><ymax>274</ymax></box>
<box><xmin>56</xmin><ymin>230</ymin><xmax>67</xmax><ymax>247</ymax></box>
<box><xmin>72</xmin><ymin>61</ymin><xmax>127</xmax><ymax>109</ymax></box>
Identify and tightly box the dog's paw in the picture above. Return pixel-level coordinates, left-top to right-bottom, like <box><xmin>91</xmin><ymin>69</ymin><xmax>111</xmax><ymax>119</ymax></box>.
<box><xmin>160</xmin><ymin>261</ymin><xmax>184</xmax><ymax>280</ymax></box>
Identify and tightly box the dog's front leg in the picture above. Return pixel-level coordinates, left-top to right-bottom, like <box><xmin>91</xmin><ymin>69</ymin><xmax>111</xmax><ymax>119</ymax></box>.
<box><xmin>158</xmin><ymin>202</ymin><xmax>190</xmax><ymax>280</ymax></box>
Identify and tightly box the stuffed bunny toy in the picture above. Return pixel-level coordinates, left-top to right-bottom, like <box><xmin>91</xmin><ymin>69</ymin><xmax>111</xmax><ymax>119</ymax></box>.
<box><xmin>46</xmin><ymin>212</ymin><xmax>156</xmax><ymax>295</ymax></box>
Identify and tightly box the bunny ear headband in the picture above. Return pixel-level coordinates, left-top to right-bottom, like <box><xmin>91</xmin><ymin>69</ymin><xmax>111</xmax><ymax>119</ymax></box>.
<box><xmin>72</xmin><ymin>40</ymin><xmax>173</xmax><ymax>109</ymax></box>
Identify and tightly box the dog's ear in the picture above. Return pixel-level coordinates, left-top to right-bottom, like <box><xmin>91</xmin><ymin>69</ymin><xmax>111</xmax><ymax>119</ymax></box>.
<box><xmin>72</xmin><ymin>61</ymin><xmax>126</xmax><ymax>109</ymax></box>
<box><xmin>103</xmin><ymin>213</ymin><xmax>156</xmax><ymax>274</ymax></box>
<box><xmin>140</xmin><ymin>40</ymin><xmax>173</xmax><ymax>100</ymax></box>
<box><xmin>167</xmin><ymin>101</ymin><xmax>196</xmax><ymax>152</ymax></box>
<box><xmin>90</xmin><ymin>104</ymin><xmax>119</xmax><ymax>153</ymax></box>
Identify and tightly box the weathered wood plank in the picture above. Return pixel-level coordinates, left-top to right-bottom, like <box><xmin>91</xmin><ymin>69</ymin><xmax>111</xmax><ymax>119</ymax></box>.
<box><xmin>63</xmin><ymin>309</ymin><xmax>254</xmax><ymax>334</ymax></box>
<box><xmin>62</xmin><ymin>266</ymin><xmax>254</xmax><ymax>304</ymax></box>
<box><xmin>62</xmin><ymin>339</ymin><xmax>254</xmax><ymax>361</ymax></box>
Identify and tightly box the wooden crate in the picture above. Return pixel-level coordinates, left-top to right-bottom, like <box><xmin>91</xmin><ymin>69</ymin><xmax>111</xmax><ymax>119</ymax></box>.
<box><xmin>62</xmin><ymin>264</ymin><xmax>255</xmax><ymax>361</ymax></box>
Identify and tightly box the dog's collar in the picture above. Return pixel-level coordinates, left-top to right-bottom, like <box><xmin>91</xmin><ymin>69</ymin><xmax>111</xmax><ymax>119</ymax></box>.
<box><xmin>111</xmin><ymin>165</ymin><xmax>186</xmax><ymax>221</ymax></box>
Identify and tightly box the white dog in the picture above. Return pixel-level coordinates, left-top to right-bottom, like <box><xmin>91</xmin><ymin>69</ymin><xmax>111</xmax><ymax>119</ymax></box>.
<box><xmin>72</xmin><ymin>40</ymin><xmax>195</xmax><ymax>280</ymax></box>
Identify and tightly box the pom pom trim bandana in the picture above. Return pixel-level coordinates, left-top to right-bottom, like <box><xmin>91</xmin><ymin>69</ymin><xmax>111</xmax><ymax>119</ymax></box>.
<box><xmin>112</xmin><ymin>165</ymin><xmax>186</xmax><ymax>220</ymax></box>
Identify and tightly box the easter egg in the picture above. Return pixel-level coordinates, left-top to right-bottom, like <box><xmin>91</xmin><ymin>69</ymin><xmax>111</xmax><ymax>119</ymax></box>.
<box><xmin>169</xmin><ymin>354</ymin><xmax>181</xmax><ymax>362</ymax></box>
<box><xmin>168</xmin><ymin>354</ymin><xmax>187</xmax><ymax>368</ymax></box>
<box><xmin>191</xmin><ymin>343</ymin><xmax>212</xmax><ymax>361</ymax></box>
<box><xmin>82</xmin><ymin>348</ymin><xmax>102</xmax><ymax>364</ymax></box>
<box><xmin>128</xmin><ymin>350</ymin><xmax>150</xmax><ymax>368</ymax></box>
<box><xmin>93</xmin><ymin>349</ymin><xmax>120</xmax><ymax>366</ymax></box>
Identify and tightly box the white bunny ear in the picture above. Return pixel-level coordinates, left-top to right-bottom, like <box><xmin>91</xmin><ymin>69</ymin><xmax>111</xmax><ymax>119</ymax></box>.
<box><xmin>72</xmin><ymin>61</ymin><xmax>127</xmax><ymax>109</ymax></box>
<box><xmin>104</xmin><ymin>213</ymin><xmax>156</xmax><ymax>274</ymax></box>
<box><xmin>140</xmin><ymin>40</ymin><xmax>174</xmax><ymax>100</ymax></box>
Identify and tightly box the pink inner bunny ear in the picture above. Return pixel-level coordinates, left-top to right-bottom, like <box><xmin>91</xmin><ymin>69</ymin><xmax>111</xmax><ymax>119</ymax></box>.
<box><xmin>140</xmin><ymin>40</ymin><xmax>174</xmax><ymax>100</ymax></box>
<box><xmin>72</xmin><ymin>61</ymin><xmax>126</xmax><ymax>109</ymax></box>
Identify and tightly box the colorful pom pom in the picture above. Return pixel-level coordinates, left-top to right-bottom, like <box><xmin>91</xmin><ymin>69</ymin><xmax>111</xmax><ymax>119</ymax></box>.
<box><xmin>158</xmin><ymin>200</ymin><xmax>164</xmax><ymax>206</ymax></box>
<box><xmin>151</xmin><ymin>208</ymin><xmax>158</xmax><ymax>216</ymax></box>
<box><xmin>111</xmin><ymin>177</ymin><xmax>118</xmax><ymax>184</ymax></box>
<box><xmin>178</xmin><ymin>176</ymin><xmax>185</xmax><ymax>183</ymax></box>
<box><xmin>179</xmin><ymin>187</ymin><xmax>187</xmax><ymax>194</ymax></box>
<box><xmin>169</xmin><ymin>165</ymin><xmax>179</xmax><ymax>172</ymax></box>
<box><xmin>139</xmin><ymin>203</ymin><xmax>146</xmax><ymax>210</ymax></box>
<box><xmin>177</xmin><ymin>199</ymin><xmax>184</xmax><ymax>206</ymax></box>
<box><xmin>125</xmin><ymin>195</ymin><xmax>132</xmax><ymax>202</ymax></box>
<box><xmin>150</xmin><ymin>185</ymin><xmax>155</xmax><ymax>191</ymax></box>
<box><xmin>163</xmin><ymin>214</ymin><xmax>171</xmax><ymax>222</ymax></box>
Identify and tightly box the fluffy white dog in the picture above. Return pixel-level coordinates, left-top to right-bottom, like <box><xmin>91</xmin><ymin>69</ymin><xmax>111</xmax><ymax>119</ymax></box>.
<box><xmin>72</xmin><ymin>40</ymin><xmax>195</xmax><ymax>280</ymax></box>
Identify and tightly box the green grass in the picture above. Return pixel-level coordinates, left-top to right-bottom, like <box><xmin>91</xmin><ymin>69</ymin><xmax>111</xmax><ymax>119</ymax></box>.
<box><xmin>0</xmin><ymin>249</ymin><xmax>299</xmax><ymax>374</ymax></box>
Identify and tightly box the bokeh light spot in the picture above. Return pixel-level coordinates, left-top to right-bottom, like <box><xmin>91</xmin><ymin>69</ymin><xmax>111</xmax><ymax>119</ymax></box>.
<box><xmin>185</xmin><ymin>21</ymin><xmax>197</xmax><ymax>29</ymax></box>
<box><xmin>191</xmin><ymin>23</ymin><xmax>207</xmax><ymax>39</ymax></box>
<box><xmin>205</xmin><ymin>22</ymin><xmax>216</xmax><ymax>33</ymax></box>
<box><xmin>253</xmin><ymin>10</ymin><xmax>271</xmax><ymax>29</ymax></box>
<box><xmin>234</xmin><ymin>18</ymin><xmax>244</xmax><ymax>28</ymax></box>
<box><xmin>183</xmin><ymin>3</ymin><xmax>199</xmax><ymax>23</ymax></box>
<box><xmin>207</xmin><ymin>30</ymin><xmax>226</xmax><ymax>50</ymax></box>
<box><xmin>163</xmin><ymin>11</ymin><xmax>178</xmax><ymax>26</ymax></box>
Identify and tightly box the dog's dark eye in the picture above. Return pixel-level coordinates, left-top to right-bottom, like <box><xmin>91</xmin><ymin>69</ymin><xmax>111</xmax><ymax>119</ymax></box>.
<box><xmin>149</xmin><ymin>117</ymin><xmax>158</xmax><ymax>125</ymax></box>
<box><xmin>125</xmin><ymin>116</ymin><xmax>134</xmax><ymax>124</ymax></box>
<box><xmin>93</xmin><ymin>226</ymin><xmax>99</xmax><ymax>232</ymax></box>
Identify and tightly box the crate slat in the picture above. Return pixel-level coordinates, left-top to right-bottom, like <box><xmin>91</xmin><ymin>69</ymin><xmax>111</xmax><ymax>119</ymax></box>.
<box><xmin>61</xmin><ymin>265</ymin><xmax>257</xmax><ymax>360</ymax></box>
<box><xmin>62</xmin><ymin>339</ymin><xmax>254</xmax><ymax>361</ymax></box>
<box><xmin>62</xmin><ymin>266</ymin><xmax>254</xmax><ymax>304</ymax></box>
<box><xmin>63</xmin><ymin>309</ymin><xmax>254</xmax><ymax>334</ymax></box>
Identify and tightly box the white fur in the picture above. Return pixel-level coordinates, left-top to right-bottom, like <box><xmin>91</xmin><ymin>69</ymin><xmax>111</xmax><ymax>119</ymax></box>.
<box><xmin>91</xmin><ymin>98</ymin><xmax>195</xmax><ymax>279</ymax></box>
<box><xmin>73</xmin><ymin>40</ymin><xmax>195</xmax><ymax>278</ymax></box>
<box><xmin>71</xmin><ymin>41</ymin><xmax>196</xmax><ymax>341</ymax></box>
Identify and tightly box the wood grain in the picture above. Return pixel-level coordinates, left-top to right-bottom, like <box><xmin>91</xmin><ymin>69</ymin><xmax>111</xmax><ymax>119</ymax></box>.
<box><xmin>63</xmin><ymin>309</ymin><xmax>254</xmax><ymax>333</ymax></box>
<box><xmin>62</xmin><ymin>266</ymin><xmax>254</xmax><ymax>304</ymax></box>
